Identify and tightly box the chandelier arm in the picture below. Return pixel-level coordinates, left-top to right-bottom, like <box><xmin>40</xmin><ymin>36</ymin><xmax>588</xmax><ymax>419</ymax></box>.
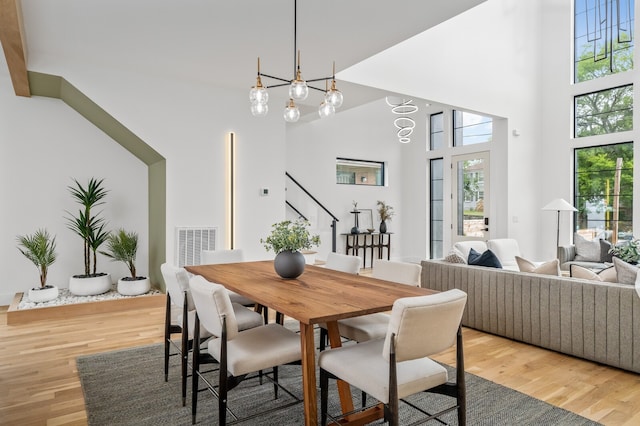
<box><xmin>259</xmin><ymin>73</ymin><xmax>291</xmax><ymax>84</ymax></box>
<box><xmin>307</xmin><ymin>85</ymin><xmax>329</xmax><ymax>93</ymax></box>
<box><xmin>305</xmin><ymin>76</ymin><xmax>335</xmax><ymax>83</ymax></box>
<box><xmin>266</xmin><ymin>82</ymin><xmax>293</xmax><ymax>89</ymax></box>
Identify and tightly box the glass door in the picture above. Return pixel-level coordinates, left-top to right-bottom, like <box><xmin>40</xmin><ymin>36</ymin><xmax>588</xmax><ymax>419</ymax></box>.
<box><xmin>451</xmin><ymin>152</ymin><xmax>490</xmax><ymax>244</ymax></box>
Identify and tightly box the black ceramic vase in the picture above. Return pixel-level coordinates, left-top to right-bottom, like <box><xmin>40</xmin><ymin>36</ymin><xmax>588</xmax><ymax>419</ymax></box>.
<box><xmin>274</xmin><ymin>250</ymin><xmax>306</xmax><ymax>279</ymax></box>
<box><xmin>379</xmin><ymin>220</ymin><xmax>387</xmax><ymax>233</ymax></box>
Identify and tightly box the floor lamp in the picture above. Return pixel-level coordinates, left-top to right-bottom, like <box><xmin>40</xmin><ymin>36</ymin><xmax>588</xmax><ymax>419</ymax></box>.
<box><xmin>542</xmin><ymin>198</ymin><xmax>578</xmax><ymax>252</ymax></box>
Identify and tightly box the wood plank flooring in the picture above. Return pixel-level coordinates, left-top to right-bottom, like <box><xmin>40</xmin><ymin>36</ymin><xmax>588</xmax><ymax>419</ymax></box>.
<box><xmin>1</xmin><ymin>297</ymin><xmax>639</xmax><ymax>425</ymax></box>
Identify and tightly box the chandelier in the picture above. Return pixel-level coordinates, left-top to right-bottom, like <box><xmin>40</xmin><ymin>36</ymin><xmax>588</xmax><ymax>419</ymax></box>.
<box><xmin>249</xmin><ymin>0</ymin><xmax>343</xmax><ymax>122</ymax></box>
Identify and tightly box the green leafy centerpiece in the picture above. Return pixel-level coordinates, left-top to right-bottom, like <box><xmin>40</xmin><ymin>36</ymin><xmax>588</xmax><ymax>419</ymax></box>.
<box><xmin>261</xmin><ymin>219</ymin><xmax>320</xmax><ymax>279</ymax></box>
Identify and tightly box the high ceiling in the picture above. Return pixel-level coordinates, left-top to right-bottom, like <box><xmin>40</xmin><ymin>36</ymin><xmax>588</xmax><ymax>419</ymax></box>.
<box><xmin>1</xmin><ymin>0</ymin><xmax>485</xmax><ymax>114</ymax></box>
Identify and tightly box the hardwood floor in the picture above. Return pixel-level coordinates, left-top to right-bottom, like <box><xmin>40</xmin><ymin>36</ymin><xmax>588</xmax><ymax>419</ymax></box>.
<box><xmin>1</xmin><ymin>299</ymin><xmax>639</xmax><ymax>425</ymax></box>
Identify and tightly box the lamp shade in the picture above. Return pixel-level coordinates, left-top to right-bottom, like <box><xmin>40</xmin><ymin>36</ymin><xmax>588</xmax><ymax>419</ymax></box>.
<box><xmin>541</xmin><ymin>198</ymin><xmax>577</xmax><ymax>212</ymax></box>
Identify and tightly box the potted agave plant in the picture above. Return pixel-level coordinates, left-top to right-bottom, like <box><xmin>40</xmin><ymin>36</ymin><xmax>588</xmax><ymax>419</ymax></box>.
<box><xmin>16</xmin><ymin>229</ymin><xmax>59</xmax><ymax>303</ymax></box>
<box><xmin>261</xmin><ymin>219</ymin><xmax>320</xmax><ymax>279</ymax></box>
<box><xmin>101</xmin><ymin>229</ymin><xmax>150</xmax><ymax>296</ymax></box>
<box><xmin>66</xmin><ymin>177</ymin><xmax>112</xmax><ymax>296</ymax></box>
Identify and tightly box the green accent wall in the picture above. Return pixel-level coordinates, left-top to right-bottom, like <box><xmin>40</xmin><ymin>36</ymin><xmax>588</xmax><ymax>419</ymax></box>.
<box><xmin>28</xmin><ymin>71</ymin><xmax>167</xmax><ymax>290</ymax></box>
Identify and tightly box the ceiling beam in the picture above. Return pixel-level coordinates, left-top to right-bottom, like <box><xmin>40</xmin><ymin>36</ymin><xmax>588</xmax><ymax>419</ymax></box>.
<box><xmin>0</xmin><ymin>0</ymin><xmax>30</xmax><ymax>96</ymax></box>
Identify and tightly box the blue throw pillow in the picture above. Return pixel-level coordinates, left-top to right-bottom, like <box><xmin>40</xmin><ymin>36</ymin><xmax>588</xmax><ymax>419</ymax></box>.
<box><xmin>467</xmin><ymin>248</ymin><xmax>503</xmax><ymax>269</ymax></box>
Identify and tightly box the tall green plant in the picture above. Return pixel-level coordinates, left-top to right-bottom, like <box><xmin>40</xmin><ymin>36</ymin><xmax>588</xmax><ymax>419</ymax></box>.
<box><xmin>66</xmin><ymin>178</ymin><xmax>109</xmax><ymax>276</ymax></box>
<box><xmin>100</xmin><ymin>229</ymin><xmax>139</xmax><ymax>279</ymax></box>
<box><xmin>17</xmin><ymin>229</ymin><xmax>57</xmax><ymax>288</ymax></box>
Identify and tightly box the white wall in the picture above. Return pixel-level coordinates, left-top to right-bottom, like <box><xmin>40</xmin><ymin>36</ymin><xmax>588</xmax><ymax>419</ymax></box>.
<box><xmin>286</xmin><ymin>99</ymin><xmax>410</xmax><ymax>261</ymax></box>
<box><xmin>0</xmin><ymin>83</ymin><xmax>148</xmax><ymax>305</ymax></box>
<box><xmin>339</xmin><ymin>0</ymin><xmax>545</xmax><ymax>259</ymax></box>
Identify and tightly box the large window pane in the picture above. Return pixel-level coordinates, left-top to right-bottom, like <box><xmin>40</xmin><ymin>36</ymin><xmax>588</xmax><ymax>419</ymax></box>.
<box><xmin>430</xmin><ymin>112</ymin><xmax>444</xmax><ymax>150</ymax></box>
<box><xmin>430</xmin><ymin>158</ymin><xmax>444</xmax><ymax>259</ymax></box>
<box><xmin>574</xmin><ymin>142</ymin><xmax>634</xmax><ymax>242</ymax></box>
<box><xmin>336</xmin><ymin>158</ymin><xmax>384</xmax><ymax>186</ymax></box>
<box><xmin>453</xmin><ymin>110</ymin><xmax>493</xmax><ymax>146</ymax></box>
<box><xmin>575</xmin><ymin>0</ymin><xmax>634</xmax><ymax>83</ymax></box>
<box><xmin>575</xmin><ymin>85</ymin><xmax>633</xmax><ymax>137</ymax></box>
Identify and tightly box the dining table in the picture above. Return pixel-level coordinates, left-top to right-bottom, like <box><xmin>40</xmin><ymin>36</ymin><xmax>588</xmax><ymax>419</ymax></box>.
<box><xmin>185</xmin><ymin>260</ymin><xmax>435</xmax><ymax>426</ymax></box>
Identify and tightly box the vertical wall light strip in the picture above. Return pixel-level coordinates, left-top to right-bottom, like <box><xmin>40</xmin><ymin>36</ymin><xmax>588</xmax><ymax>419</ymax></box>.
<box><xmin>225</xmin><ymin>132</ymin><xmax>236</xmax><ymax>249</ymax></box>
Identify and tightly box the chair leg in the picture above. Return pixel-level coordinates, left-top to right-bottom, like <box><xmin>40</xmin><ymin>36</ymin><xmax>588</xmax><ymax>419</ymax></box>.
<box><xmin>181</xmin><ymin>326</ymin><xmax>189</xmax><ymax>406</ymax></box>
<box><xmin>319</xmin><ymin>327</ymin><xmax>327</xmax><ymax>351</ymax></box>
<box><xmin>273</xmin><ymin>366</ymin><xmax>279</xmax><ymax>399</ymax></box>
<box><xmin>320</xmin><ymin>368</ymin><xmax>328</xmax><ymax>426</ymax></box>
<box><xmin>164</xmin><ymin>294</ymin><xmax>171</xmax><ymax>382</ymax></box>
<box><xmin>191</xmin><ymin>316</ymin><xmax>201</xmax><ymax>425</ymax></box>
<box><xmin>456</xmin><ymin>326</ymin><xmax>466</xmax><ymax>426</ymax></box>
<box><xmin>361</xmin><ymin>390</ymin><xmax>367</xmax><ymax>408</ymax></box>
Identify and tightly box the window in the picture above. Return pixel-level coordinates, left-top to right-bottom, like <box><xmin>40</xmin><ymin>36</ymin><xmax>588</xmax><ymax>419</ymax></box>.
<box><xmin>430</xmin><ymin>158</ymin><xmax>444</xmax><ymax>259</ymax></box>
<box><xmin>574</xmin><ymin>0</ymin><xmax>634</xmax><ymax>84</ymax></box>
<box><xmin>575</xmin><ymin>85</ymin><xmax>633</xmax><ymax>137</ymax></box>
<box><xmin>336</xmin><ymin>158</ymin><xmax>384</xmax><ymax>186</ymax></box>
<box><xmin>453</xmin><ymin>110</ymin><xmax>492</xmax><ymax>146</ymax></box>
<box><xmin>574</xmin><ymin>142</ymin><xmax>633</xmax><ymax>241</ymax></box>
<box><xmin>430</xmin><ymin>112</ymin><xmax>444</xmax><ymax>150</ymax></box>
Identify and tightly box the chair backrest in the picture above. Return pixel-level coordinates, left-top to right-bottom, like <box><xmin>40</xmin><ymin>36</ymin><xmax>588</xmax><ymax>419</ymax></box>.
<box><xmin>188</xmin><ymin>275</ymin><xmax>239</xmax><ymax>340</ymax></box>
<box><xmin>486</xmin><ymin>238</ymin><xmax>521</xmax><ymax>268</ymax></box>
<box><xmin>325</xmin><ymin>252</ymin><xmax>362</xmax><ymax>274</ymax></box>
<box><xmin>201</xmin><ymin>249</ymin><xmax>245</xmax><ymax>265</ymax></box>
<box><xmin>383</xmin><ymin>289</ymin><xmax>467</xmax><ymax>362</ymax></box>
<box><xmin>160</xmin><ymin>263</ymin><xmax>194</xmax><ymax>310</ymax></box>
<box><xmin>372</xmin><ymin>260</ymin><xmax>422</xmax><ymax>286</ymax></box>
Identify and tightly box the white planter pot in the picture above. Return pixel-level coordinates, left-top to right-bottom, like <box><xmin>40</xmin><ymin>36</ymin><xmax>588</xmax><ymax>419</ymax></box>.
<box><xmin>117</xmin><ymin>277</ymin><xmax>150</xmax><ymax>296</ymax></box>
<box><xmin>69</xmin><ymin>273</ymin><xmax>112</xmax><ymax>296</ymax></box>
<box><xmin>28</xmin><ymin>285</ymin><xmax>59</xmax><ymax>303</ymax></box>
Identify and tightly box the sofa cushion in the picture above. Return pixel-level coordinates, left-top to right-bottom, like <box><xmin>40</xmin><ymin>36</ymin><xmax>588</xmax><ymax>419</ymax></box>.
<box><xmin>613</xmin><ymin>257</ymin><xmax>639</xmax><ymax>285</ymax></box>
<box><xmin>598</xmin><ymin>266</ymin><xmax>618</xmax><ymax>282</ymax></box>
<box><xmin>599</xmin><ymin>239</ymin><xmax>614</xmax><ymax>263</ymax></box>
<box><xmin>516</xmin><ymin>256</ymin><xmax>560</xmax><ymax>276</ymax></box>
<box><xmin>574</xmin><ymin>234</ymin><xmax>601</xmax><ymax>262</ymax></box>
<box><xmin>486</xmin><ymin>238</ymin><xmax>521</xmax><ymax>269</ymax></box>
<box><xmin>467</xmin><ymin>248</ymin><xmax>502</xmax><ymax>268</ymax></box>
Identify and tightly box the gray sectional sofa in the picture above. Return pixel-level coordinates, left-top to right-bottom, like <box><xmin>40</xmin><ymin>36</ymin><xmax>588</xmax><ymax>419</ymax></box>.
<box><xmin>420</xmin><ymin>259</ymin><xmax>640</xmax><ymax>373</ymax></box>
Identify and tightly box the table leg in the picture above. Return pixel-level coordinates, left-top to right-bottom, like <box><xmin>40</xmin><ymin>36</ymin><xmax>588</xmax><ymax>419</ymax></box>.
<box><xmin>300</xmin><ymin>323</ymin><xmax>318</xmax><ymax>426</ymax></box>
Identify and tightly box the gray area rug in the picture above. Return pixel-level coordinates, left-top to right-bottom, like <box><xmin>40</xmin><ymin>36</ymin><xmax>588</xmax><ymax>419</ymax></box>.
<box><xmin>77</xmin><ymin>343</ymin><xmax>600</xmax><ymax>425</ymax></box>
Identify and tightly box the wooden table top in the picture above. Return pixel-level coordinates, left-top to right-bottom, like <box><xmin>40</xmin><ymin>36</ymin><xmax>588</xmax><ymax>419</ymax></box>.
<box><xmin>185</xmin><ymin>260</ymin><xmax>434</xmax><ymax>325</ymax></box>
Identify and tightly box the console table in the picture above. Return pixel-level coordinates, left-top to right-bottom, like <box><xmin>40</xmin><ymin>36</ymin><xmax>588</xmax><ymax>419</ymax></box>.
<box><xmin>342</xmin><ymin>232</ymin><xmax>392</xmax><ymax>268</ymax></box>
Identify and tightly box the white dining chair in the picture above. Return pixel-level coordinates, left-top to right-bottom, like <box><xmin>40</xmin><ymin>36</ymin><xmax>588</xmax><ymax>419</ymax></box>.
<box><xmin>324</xmin><ymin>252</ymin><xmax>362</xmax><ymax>274</ymax></box>
<box><xmin>201</xmin><ymin>249</ymin><xmax>264</xmax><ymax>318</ymax></box>
<box><xmin>161</xmin><ymin>263</ymin><xmax>263</xmax><ymax>406</ymax></box>
<box><xmin>319</xmin><ymin>289</ymin><xmax>467</xmax><ymax>426</ymax></box>
<box><xmin>189</xmin><ymin>275</ymin><xmax>302</xmax><ymax>425</ymax></box>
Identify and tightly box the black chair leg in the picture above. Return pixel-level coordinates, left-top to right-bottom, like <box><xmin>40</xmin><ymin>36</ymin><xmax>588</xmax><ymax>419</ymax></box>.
<box><xmin>361</xmin><ymin>390</ymin><xmax>367</xmax><ymax>408</ymax></box>
<box><xmin>191</xmin><ymin>317</ymin><xmax>201</xmax><ymax>425</ymax></box>
<box><xmin>164</xmin><ymin>294</ymin><xmax>171</xmax><ymax>382</ymax></box>
<box><xmin>273</xmin><ymin>366</ymin><xmax>279</xmax><ymax>399</ymax></box>
<box><xmin>320</xmin><ymin>368</ymin><xmax>328</xmax><ymax>426</ymax></box>
<box><xmin>319</xmin><ymin>327</ymin><xmax>327</xmax><ymax>351</ymax></box>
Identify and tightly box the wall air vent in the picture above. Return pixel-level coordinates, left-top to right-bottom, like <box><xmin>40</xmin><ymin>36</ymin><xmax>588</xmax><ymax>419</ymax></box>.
<box><xmin>175</xmin><ymin>227</ymin><xmax>217</xmax><ymax>267</ymax></box>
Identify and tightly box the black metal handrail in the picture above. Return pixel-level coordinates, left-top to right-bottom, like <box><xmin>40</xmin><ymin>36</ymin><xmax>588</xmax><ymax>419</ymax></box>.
<box><xmin>285</xmin><ymin>172</ymin><xmax>339</xmax><ymax>252</ymax></box>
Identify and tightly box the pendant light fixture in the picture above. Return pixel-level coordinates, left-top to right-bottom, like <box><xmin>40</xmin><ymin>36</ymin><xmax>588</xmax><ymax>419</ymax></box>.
<box><xmin>249</xmin><ymin>0</ymin><xmax>343</xmax><ymax>122</ymax></box>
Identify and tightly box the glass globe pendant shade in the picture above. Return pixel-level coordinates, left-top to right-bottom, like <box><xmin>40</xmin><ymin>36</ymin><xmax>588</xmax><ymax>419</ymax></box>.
<box><xmin>249</xmin><ymin>84</ymin><xmax>268</xmax><ymax>105</ymax></box>
<box><xmin>318</xmin><ymin>100</ymin><xmax>335</xmax><ymax>118</ymax></box>
<box><xmin>326</xmin><ymin>80</ymin><xmax>343</xmax><ymax>108</ymax></box>
<box><xmin>289</xmin><ymin>78</ymin><xmax>308</xmax><ymax>101</ymax></box>
<box><xmin>283</xmin><ymin>99</ymin><xmax>300</xmax><ymax>122</ymax></box>
<box><xmin>250</xmin><ymin>101</ymin><xmax>268</xmax><ymax>117</ymax></box>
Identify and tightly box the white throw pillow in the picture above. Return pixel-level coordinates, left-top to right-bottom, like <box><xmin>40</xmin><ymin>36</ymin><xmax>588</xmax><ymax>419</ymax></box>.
<box><xmin>515</xmin><ymin>256</ymin><xmax>561</xmax><ymax>276</ymax></box>
<box><xmin>613</xmin><ymin>257</ymin><xmax>639</xmax><ymax>285</ymax></box>
<box><xmin>570</xmin><ymin>265</ymin><xmax>601</xmax><ymax>281</ymax></box>
<box><xmin>574</xmin><ymin>233</ymin><xmax>601</xmax><ymax>262</ymax></box>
